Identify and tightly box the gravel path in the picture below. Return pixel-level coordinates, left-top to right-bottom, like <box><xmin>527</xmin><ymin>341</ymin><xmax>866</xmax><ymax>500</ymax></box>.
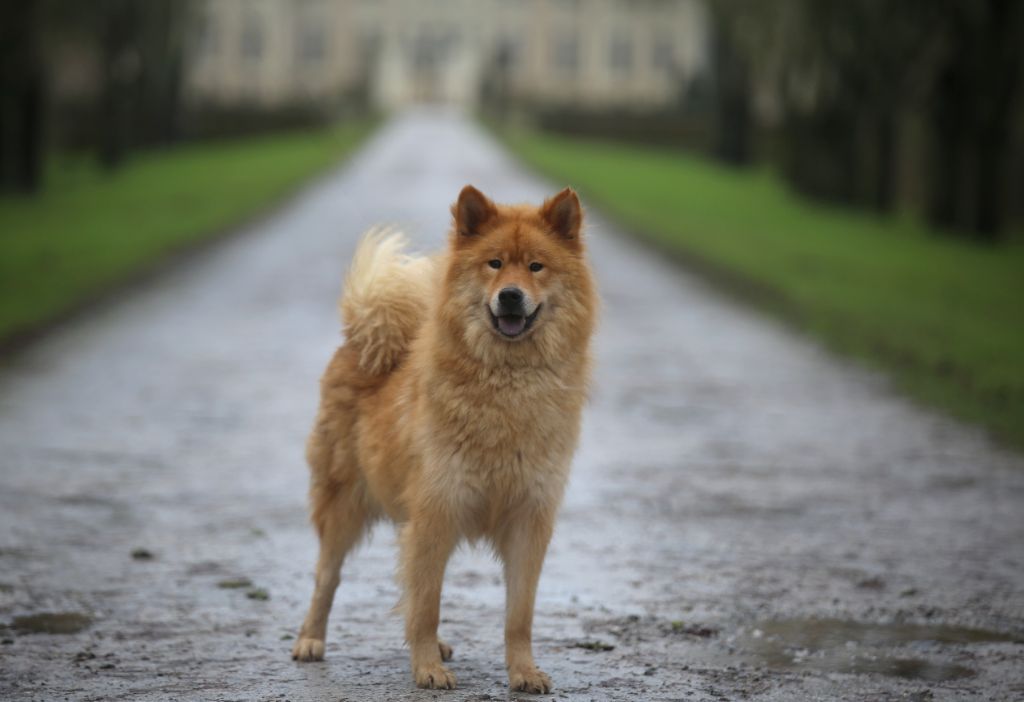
<box><xmin>1</xmin><ymin>110</ymin><xmax>1022</xmax><ymax>701</ymax></box>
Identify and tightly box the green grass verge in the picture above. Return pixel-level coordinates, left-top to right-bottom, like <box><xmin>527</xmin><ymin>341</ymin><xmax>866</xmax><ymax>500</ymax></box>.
<box><xmin>495</xmin><ymin>126</ymin><xmax>1024</xmax><ymax>449</ymax></box>
<box><xmin>0</xmin><ymin>120</ymin><xmax>376</xmax><ymax>347</ymax></box>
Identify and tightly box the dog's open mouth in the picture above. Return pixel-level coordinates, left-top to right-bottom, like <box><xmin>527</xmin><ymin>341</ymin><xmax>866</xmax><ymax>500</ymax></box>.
<box><xmin>489</xmin><ymin>304</ymin><xmax>542</xmax><ymax>339</ymax></box>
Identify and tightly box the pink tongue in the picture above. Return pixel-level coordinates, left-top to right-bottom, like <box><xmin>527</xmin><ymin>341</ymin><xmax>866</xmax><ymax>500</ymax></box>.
<box><xmin>498</xmin><ymin>315</ymin><xmax>526</xmax><ymax>336</ymax></box>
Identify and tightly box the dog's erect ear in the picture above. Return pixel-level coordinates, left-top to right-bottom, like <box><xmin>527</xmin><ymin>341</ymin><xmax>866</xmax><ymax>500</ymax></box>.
<box><xmin>452</xmin><ymin>185</ymin><xmax>497</xmax><ymax>238</ymax></box>
<box><xmin>540</xmin><ymin>187</ymin><xmax>583</xmax><ymax>245</ymax></box>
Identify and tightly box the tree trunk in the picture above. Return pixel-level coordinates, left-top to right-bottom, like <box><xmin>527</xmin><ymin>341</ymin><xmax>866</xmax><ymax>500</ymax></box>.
<box><xmin>97</xmin><ymin>0</ymin><xmax>139</xmax><ymax>170</ymax></box>
<box><xmin>969</xmin><ymin>0</ymin><xmax>1022</xmax><ymax>242</ymax></box>
<box><xmin>873</xmin><ymin>113</ymin><xmax>896</xmax><ymax>213</ymax></box>
<box><xmin>711</xmin><ymin>16</ymin><xmax>752</xmax><ymax>166</ymax></box>
<box><xmin>926</xmin><ymin>0</ymin><xmax>1022</xmax><ymax>240</ymax></box>
<box><xmin>926</xmin><ymin>51</ymin><xmax>969</xmax><ymax>233</ymax></box>
<box><xmin>974</xmin><ymin>134</ymin><xmax>1004</xmax><ymax>241</ymax></box>
<box><xmin>17</xmin><ymin>69</ymin><xmax>45</xmax><ymax>193</ymax></box>
<box><xmin>98</xmin><ymin>75</ymin><xmax>130</xmax><ymax>170</ymax></box>
<box><xmin>927</xmin><ymin>134</ymin><xmax>962</xmax><ymax>232</ymax></box>
<box><xmin>0</xmin><ymin>0</ymin><xmax>45</xmax><ymax>193</ymax></box>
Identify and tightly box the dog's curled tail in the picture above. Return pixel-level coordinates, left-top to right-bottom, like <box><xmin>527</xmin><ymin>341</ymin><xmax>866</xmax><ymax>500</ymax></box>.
<box><xmin>340</xmin><ymin>227</ymin><xmax>436</xmax><ymax>376</ymax></box>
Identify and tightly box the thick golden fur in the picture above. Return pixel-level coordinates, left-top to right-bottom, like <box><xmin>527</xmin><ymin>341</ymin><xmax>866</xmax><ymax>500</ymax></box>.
<box><xmin>291</xmin><ymin>185</ymin><xmax>596</xmax><ymax>694</ymax></box>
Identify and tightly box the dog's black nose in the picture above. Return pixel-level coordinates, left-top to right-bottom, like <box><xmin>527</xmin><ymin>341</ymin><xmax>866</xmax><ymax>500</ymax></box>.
<box><xmin>498</xmin><ymin>287</ymin><xmax>524</xmax><ymax>306</ymax></box>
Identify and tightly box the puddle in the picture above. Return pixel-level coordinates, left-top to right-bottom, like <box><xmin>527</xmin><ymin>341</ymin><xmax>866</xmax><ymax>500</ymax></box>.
<box><xmin>11</xmin><ymin>612</ymin><xmax>93</xmax><ymax>634</ymax></box>
<box><xmin>740</xmin><ymin>618</ymin><xmax>1021</xmax><ymax>682</ymax></box>
<box><xmin>753</xmin><ymin>618</ymin><xmax>1021</xmax><ymax>648</ymax></box>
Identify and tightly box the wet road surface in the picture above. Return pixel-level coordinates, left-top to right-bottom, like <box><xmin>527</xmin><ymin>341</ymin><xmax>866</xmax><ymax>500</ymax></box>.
<box><xmin>1</xmin><ymin>110</ymin><xmax>1023</xmax><ymax>701</ymax></box>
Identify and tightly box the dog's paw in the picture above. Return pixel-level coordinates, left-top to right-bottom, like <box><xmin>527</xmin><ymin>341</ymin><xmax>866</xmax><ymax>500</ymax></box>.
<box><xmin>438</xmin><ymin>638</ymin><xmax>454</xmax><ymax>661</ymax></box>
<box><xmin>291</xmin><ymin>637</ymin><xmax>325</xmax><ymax>662</ymax></box>
<box><xmin>509</xmin><ymin>666</ymin><xmax>552</xmax><ymax>694</ymax></box>
<box><xmin>414</xmin><ymin>662</ymin><xmax>457</xmax><ymax>689</ymax></box>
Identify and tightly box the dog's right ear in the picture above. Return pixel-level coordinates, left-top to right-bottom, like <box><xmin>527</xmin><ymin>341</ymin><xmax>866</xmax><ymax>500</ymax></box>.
<box><xmin>452</xmin><ymin>185</ymin><xmax>497</xmax><ymax>238</ymax></box>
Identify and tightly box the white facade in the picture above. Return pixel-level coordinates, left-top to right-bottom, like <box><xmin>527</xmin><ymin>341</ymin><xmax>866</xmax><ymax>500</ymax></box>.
<box><xmin>186</xmin><ymin>0</ymin><xmax>710</xmax><ymax>112</ymax></box>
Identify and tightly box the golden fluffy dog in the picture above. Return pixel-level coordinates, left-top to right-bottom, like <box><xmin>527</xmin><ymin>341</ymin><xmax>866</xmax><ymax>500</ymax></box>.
<box><xmin>291</xmin><ymin>185</ymin><xmax>596</xmax><ymax>693</ymax></box>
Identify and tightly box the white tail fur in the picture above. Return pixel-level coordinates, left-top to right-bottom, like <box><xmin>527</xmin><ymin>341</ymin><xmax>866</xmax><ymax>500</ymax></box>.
<box><xmin>340</xmin><ymin>227</ymin><xmax>436</xmax><ymax>376</ymax></box>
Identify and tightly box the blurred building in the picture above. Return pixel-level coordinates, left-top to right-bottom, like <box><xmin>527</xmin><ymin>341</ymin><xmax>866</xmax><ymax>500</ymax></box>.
<box><xmin>185</xmin><ymin>0</ymin><xmax>710</xmax><ymax>112</ymax></box>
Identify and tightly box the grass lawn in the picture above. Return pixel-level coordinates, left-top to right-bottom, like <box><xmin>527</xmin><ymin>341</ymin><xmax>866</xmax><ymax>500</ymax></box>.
<box><xmin>0</xmin><ymin>120</ymin><xmax>376</xmax><ymax>348</ymax></box>
<box><xmin>495</xmin><ymin>126</ymin><xmax>1024</xmax><ymax>449</ymax></box>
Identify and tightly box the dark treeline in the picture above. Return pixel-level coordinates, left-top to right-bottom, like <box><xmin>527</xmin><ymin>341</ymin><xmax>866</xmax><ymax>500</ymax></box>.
<box><xmin>715</xmin><ymin>0</ymin><xmax>1024</xmax><ymax>243</ymax></box>
<box><xmin>0</xmin><ymin>0</ymin><xmax>346</xmax><ymax>195</ymax></box>
<box><xmin>0</xmin><ymin>0</ymin><xmax>193</xmax><ymax>194</ymax></box>
<box><xmin>490</xmin><ymin>0</ymin><xmax>1024</xmax><ymax>243</ymax></box>
<box><xmin>0</xmin><ymin>1</ymin><xmax>367</xmax><ymax>198</ymax></box>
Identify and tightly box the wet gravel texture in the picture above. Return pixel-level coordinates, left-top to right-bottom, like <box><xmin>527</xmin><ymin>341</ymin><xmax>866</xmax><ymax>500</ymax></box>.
<box><xmin>1</xmin><ymin>110</ymin><xmax>1023</xmax><ymax>701</ymax></box>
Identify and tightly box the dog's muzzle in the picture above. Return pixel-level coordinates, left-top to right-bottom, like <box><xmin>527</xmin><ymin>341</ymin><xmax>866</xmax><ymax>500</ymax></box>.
<box><xmin>489</xmin><ymin>287</ymin><xmax>540</xmax><ymax>338</ymax></box>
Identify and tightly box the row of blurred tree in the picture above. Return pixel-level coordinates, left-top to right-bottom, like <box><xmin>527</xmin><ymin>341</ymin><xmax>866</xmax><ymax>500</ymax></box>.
<box><xmin>0</xmin><ymin>1</ymin><xmax>193</xmax><ymax>194</ymax></box>
<box><xmin>712</xmin><ymin>0</ymin><xmax>1022</xmax><ymax>242</ymax></box>
<box><xmin>487</xmin><ymin>0</ymin><xmax>1022</xmax><ymax>243</ymax></box>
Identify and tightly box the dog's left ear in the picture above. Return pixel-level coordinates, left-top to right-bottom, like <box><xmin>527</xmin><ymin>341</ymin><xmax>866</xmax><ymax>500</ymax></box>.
<box><xmin>540</xmin><ymin>187</ymin><xmax>583</xmax><ymax>246</ymax></box>
<box><xmin>452</xmin><ymin>185</ymin><xmax>497</xmax><ymax>238</ymax></box>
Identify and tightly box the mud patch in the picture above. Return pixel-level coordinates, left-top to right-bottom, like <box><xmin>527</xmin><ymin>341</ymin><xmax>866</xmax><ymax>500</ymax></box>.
<box><xmin>572</xmin><ymin>640</ymin><xmax>615</xmax><ymax>652</ymax></box>
<box><xmin>584</xmin><ymin>614</ymin><xmax>719</xmax><ymax>645</ymax></box>
<box><xmin>669</xmin><ymin>620</ymin><xmax>717</xmax><ymax>637</ymax></box>
<box><xmin>186</xmin><ymin>560</ymin><xmax>225</xmax><ymax>575</ymax></box>
<box><xmin>217</xmin><ymin>577</ymin><xmax>253</xmax><ymax>589</ymax></box>
<box><xmin>11</xmin><ymin>612</ymin><xmax>92</xmax><ymax>634</ymax></box>
<box><xmin>739</xmin><ymin>618</ymin><xmax>1022</xmax><ymax>682</ymax></box>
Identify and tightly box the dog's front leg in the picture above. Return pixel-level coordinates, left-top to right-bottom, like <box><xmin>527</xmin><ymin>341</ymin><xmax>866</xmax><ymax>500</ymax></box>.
<box><xmin>400</xmin><ymin>512</ymin><xmax>458</xmax><ymax>689</ymax></box>
<box><xmin>498</xmin><ymin>510</ymin><xmax>555</xmax><ymax>694</ymax></box>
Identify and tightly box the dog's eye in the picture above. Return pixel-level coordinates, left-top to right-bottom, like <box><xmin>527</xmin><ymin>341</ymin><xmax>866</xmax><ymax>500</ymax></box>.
<box><xmin>529</xmin><ymin>262</ymin><xmax>544</xmax><ymax>272</ymax></box>
<box><xmin>488</xmin><ymin>259</ymin><xmax>502</xmax><ymax>269</ymax></box>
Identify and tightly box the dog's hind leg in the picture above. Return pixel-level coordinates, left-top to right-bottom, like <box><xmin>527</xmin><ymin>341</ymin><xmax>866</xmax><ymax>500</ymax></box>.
<box><xmin>292</xmin><ymin>475</ymin><xmax>369</xmax><ymax>662</ymax></box>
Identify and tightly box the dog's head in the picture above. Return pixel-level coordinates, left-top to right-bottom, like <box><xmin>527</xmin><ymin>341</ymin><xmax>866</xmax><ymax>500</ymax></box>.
<box><xmin>442</xmin><ymin>185</ymin><xmax>595</xmax><ymax>359</ymax></box>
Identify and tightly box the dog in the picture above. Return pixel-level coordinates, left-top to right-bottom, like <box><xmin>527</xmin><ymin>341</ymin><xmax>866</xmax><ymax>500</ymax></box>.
<box><xmin>291</xmin><ymin>185</ymin><xmax>597</xmax><ymax>694</ymax></box>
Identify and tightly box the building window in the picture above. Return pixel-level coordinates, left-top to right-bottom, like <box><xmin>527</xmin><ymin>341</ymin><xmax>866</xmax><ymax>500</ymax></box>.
<box><xmin>241</xmin><ymin>19</ymin><xmax>263</xmax><ymax>63</ymax></box>
<box><xmin>199</xmin><ymin>15</ymin><xmax>219</xmax><ymax>56</ymax></box>
<box><xmin>653</xmin><ymin>38</ymin><xmax>674</xmax><ymax>72</ymax></box>
<box><xmin>553</xmin><ymin>33</ymin><xmax>578</xmax><ymax>74</ymax></box>
<box><xmin>297</xmin><ymin>24</ymin><xmax>327</xmax><ymax>64</ymax></box>
<box><xmin>496</xmin><ymin>36</ymin><xmax>522</xmax><ymax>74</ymax></box>
<box><xmin>414</xmin><ymin>32</ymin><xmax>437</xmax><ymax>66</ymax></box>
<box><xmin>359</xmin><ymin>31</ymin><xmax>381</xmax><ymax>63</ymax></box>
<box><xmin>609</xmin><ymin>35</ymin><xmax>632</xmax><ymax>74</ymax></box>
